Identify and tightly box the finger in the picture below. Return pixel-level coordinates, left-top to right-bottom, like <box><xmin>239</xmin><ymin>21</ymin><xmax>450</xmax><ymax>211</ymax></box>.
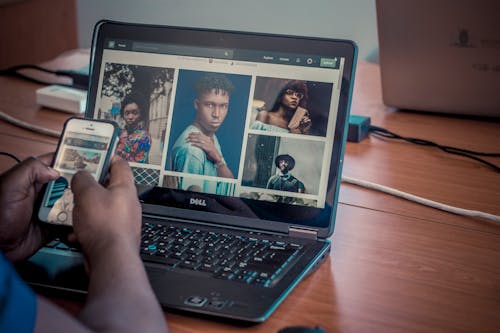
<box><xmin>186</xmin><ymin>133</ymin><xmax>199</xmax><ymax>141</ymax></box>
<box><xmin>106</xmin><ymin>156</ymin><xmax>135</xmax><ymax>190</ymax></box>
<box><xmin>71</xmin><ymin>170</ymin><xmax>99</xmax><ymax>198</ymax></box>
<box><xmin>5</xmin><ymin>157</ymin><xmax>60</xmax><ymax>193</ymax></box>
<box><xmin>28</xmin><ymin>158</ymin><xmax>60</xmax><ymax>183</ymax></box>
<box><xmin>189</xmin><ymin>141</ymin><xmax>205</xmax><ymax>149</ymax></box>
<box><xmin>36</xmin><ymin>152</ymin><xmax>55</xmax><ymax>165</ymax></box>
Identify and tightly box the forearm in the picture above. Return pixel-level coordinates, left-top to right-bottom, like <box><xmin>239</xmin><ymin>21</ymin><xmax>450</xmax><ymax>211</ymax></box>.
<box><xmin>79</xmin><ymin>244</ymin><xmax>167</xmax><ymax>333</ymax></box>
<box><xmin>212</xmin><ymin>153</ymin><xmax>233</xmax><ymax>179</ymax></box>
<box><xmin>216</xmin><ymin>163</ymin><xmax>234</xmax><ymax>178</ymax></box>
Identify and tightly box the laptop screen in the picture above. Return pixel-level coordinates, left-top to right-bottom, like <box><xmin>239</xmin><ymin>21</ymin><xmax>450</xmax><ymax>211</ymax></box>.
<box><xmin>87</xmin><ymin>21</ymin><xmax>357</xmax><ymax>235</ymax></box>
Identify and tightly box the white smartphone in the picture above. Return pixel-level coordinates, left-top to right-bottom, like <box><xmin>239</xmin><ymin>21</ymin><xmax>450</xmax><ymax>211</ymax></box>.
<box><xmin>38</xmin><ymin>117</ymin><xmax>119</xmax><ymax>226</ymax></box>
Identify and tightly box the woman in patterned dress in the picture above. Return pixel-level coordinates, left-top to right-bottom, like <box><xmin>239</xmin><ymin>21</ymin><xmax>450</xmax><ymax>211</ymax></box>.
<box><xmin>116</xmin><ymin>92</ymin><xmax>152</xmax><ymax>163</ymax></box>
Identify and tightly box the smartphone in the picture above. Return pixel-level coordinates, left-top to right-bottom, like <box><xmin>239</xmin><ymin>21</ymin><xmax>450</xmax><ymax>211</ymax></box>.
<box><xmin>38</xmin><ymin>117</ymin><xmax>119</xmax><ymax>226</ymax></box>
<box><xmin>287</xmin><ymin>106</ymin><xmax>309</xmax><ymax>130</ymax></box>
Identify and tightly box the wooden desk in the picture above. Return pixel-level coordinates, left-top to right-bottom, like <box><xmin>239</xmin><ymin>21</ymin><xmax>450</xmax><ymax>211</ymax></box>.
<box><xmin>1</xmin><ymin>58</ymin><xmax>499</xmax><ymax>333</ymax></box>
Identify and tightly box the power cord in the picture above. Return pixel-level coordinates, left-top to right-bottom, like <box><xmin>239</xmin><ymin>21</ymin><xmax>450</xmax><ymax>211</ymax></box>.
<box><xmin>344</xmin><ymin>118</ymin><xmax>499</xmax><ymax>221</ymax></box>
<box><xmin>0</xmin><ymin>64</ymin><xmax>89</xmax><ymax>90</ymax></box>
<box><xmin>341</xmin><ymin>176</ymin><xmax>500</xmax><ymax>223</ymax></box>
<box><xmin>369</xmin><ymin>125</ymin><xmax>500</xmax><ymax>173</ymax></box>
<box><xmin>347</xmin><ymin>115</ymin><xmax>500</xmax><ymax>172</ymax></box>
<box><xmin>0</xmin><ymin>152</ymin><xmax>21</xmax><ymax>164</ymax></box>
<box><xmin>0</xmin><ymin>110</ymin><xmax>60</xmax><ymax>137</ymax></box>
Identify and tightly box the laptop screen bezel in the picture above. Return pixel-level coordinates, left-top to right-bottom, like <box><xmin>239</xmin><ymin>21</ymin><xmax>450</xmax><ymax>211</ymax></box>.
<box><xmin>86</xmin><ymin>20</ymin><xmax>357</xmax><ymax>239</ymax></box>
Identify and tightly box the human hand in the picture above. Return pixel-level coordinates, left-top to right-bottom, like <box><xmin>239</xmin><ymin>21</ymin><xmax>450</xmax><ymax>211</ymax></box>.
<box><xmin>298</xmin><ymin>115</ymin><xmax>312</xmax><ymax>134</ymax></box>
<box><xmin>70</xmin><ymin>156</ymin><xmax>141</xmax><ymax>264</ymax></box>
<box><xmin>0</xmin><ymin>155</ymin><xmax>59</xmax><ymax>262</ymax></box>
<box><xmin>186</xmin><ymin>131</ymin><xmax>223</xmax><ymax>164</ymax></box>
<box><xmin>289</xmin><ymin>114</ymin><xmax>312</xmax><ymax>134</ymax></box>
<box><xmin>288</xmin><ymin>107</ymin><xmax>312</xmax><ymax>134</ymax></box>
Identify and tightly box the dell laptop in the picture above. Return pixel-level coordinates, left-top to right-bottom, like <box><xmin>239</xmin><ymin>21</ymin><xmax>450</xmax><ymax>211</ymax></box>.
<box><xmin>17</xmin><ymin>20</ymin><xmax>357</xmax><ymax>322</ymax></box>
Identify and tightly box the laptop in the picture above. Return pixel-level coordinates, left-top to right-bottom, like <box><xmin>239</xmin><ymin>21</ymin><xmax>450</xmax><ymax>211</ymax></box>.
<box><xmin>17</xmin><ymin>20</ymin><xmax>357</xmax><ymax>323</ymax></box>
<box><xmin>376</xmin><ymin>0</ymin><xmax>500</xmax><ymax>117</ymax></box>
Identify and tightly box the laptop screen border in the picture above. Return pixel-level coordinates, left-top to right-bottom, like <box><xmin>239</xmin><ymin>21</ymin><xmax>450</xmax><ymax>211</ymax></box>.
<box><xmin>86</xmin><ymin>20</ymin><xmax>357</xmax><ymax>239</ymax></box>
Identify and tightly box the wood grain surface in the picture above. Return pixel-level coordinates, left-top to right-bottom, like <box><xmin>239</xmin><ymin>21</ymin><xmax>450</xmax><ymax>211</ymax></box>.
<box><xmin>0</xmin><ymin>0</ymin><xmax>77</xmax><ymax>68</ymax></box>
<box><xmin>1</xmin><ymin>57</ymin><xmax>499</xmax><ymax>333</ymax></box>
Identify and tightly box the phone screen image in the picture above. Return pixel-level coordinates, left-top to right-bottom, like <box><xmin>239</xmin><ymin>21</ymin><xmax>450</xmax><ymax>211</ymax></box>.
<box><xmin>39</xmin><ymin>123</ymin><xmax>115</xmax><ymax>226</ymax></box>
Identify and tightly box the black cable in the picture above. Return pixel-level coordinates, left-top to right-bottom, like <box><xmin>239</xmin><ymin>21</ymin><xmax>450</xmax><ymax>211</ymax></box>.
<box><xmin>0</xmin><ymin>152</ymin><xmax>21</xmax><ymax>164</ymax></box>
<box><xmin>1</xmin><ymin>70</ymin><xmax>74</xmax><ymax>88</ymax></box>
<box><xmin>0</xmin><ymin>64</ymin><xmax>88</xmax><ymax>90</ymax></box>
<box><xmin>369</xmin><ymin>125</ymin><xmax>500</xmax><ymax>173</ymax></box>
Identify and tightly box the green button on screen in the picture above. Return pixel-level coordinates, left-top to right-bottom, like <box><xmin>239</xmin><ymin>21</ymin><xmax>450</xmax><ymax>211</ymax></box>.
<box><xmin>320</xmin><ymin>58</ymin><xmax>337</xmax><ymax>68</ymax></box>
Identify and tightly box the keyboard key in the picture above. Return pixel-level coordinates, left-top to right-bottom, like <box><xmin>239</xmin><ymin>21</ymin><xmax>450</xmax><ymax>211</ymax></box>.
<box><xmin>171</xmin><ymin>251</ymin><xmax>186</xmax><ymax>260</ymax></box>
<box><xmin>180</xmin><ymin>259</ymin><xmax>199</xmax><ymax>270</ymax></box>
<box><xmin>199</xmin><ymin>263</ymin><xmax>218</xmax><ymax>273</ymax></box>
<box><xmin>140</xmin><ymin>221</ymin><xmax>304</xmax><ymax>288</ymax></box>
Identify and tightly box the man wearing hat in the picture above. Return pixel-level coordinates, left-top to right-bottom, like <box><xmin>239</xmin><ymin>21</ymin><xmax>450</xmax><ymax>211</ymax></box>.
<box><xmin>266</xmin><ymin>154</ymin><xmax>305</xmax><ymax>193</ymax></box>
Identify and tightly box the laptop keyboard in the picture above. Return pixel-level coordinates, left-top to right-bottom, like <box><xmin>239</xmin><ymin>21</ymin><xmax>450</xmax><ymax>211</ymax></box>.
<box><xmin>140</xmin><ymin>222</ymin><xmax>304</xmax><ymax>288</ymax></box>
<box><xmin>43</xmin><ymin>221</ymin><xmax>305</xmax><ymax>288</ymax></box>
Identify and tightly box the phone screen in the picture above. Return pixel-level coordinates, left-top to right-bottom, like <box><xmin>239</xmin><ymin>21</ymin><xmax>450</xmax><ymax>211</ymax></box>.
<box><xmin>38</xmin><ymin>119</ymin><xmax>117</xmax><ymax>225</ymax></box>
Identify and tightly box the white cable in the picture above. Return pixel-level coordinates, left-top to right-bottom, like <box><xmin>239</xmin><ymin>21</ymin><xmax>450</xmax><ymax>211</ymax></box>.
<box><xmin>0</xmin><ymin>110</ymin><xmax>60</xmax><ymax>138</ymax></box>
<box><xmin>341</xmin><ymin>175</ymin><xmax>500</xmax><ymax>223</ymax></box>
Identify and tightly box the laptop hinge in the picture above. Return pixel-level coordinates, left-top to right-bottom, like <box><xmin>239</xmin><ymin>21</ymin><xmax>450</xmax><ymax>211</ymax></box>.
<box><xmin>288</xmin><ymin>226</ymin><xmax>318</xmax><ymax>240</ymax></box>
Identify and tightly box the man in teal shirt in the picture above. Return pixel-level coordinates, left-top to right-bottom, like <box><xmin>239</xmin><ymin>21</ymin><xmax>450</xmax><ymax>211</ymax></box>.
<box><xmin>171</xmin><ymin>73</ymin><xmax>235</xmax><ymax>179</ymax></box>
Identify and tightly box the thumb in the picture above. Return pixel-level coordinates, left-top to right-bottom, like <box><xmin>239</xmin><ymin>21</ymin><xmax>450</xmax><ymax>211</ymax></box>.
<box><xmin>1</xmin><ymin>157</ymin><xmax>59</xmax><ymax>193</ymax></box>
<box><xmin>27</xmin><ymin>158</ymin><xmax>60</xmax><ymax>192</ymax></box>
<box><xmin>106</xmin><ymin>156</ymin><xmax>135</xmax><ymax>191</ymax></box>
<box><xmin>71</xmin><ymin>170</ymin><xmax>99</xmax><ymax>198</ymax></box>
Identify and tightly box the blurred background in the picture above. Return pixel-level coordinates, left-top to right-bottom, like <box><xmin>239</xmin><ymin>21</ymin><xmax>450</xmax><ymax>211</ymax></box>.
<box><xmin>0</xmin><ymin>0</ymin><xmax>379</xmax><ymax>68</ymax></box>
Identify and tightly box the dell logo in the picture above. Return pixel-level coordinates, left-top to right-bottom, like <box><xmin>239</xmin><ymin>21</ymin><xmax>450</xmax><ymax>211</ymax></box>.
<box><xmin>190</xmin><ymin>198</ymin><xmax>207</xmax><ymax>207</ymax></box>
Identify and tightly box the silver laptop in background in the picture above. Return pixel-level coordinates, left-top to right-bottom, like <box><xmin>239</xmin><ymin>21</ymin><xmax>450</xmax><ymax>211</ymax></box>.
<box><xmin>376</xmin><ymin>0</ymin><xmax>500</xmax><ymax>117</ymax></box>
